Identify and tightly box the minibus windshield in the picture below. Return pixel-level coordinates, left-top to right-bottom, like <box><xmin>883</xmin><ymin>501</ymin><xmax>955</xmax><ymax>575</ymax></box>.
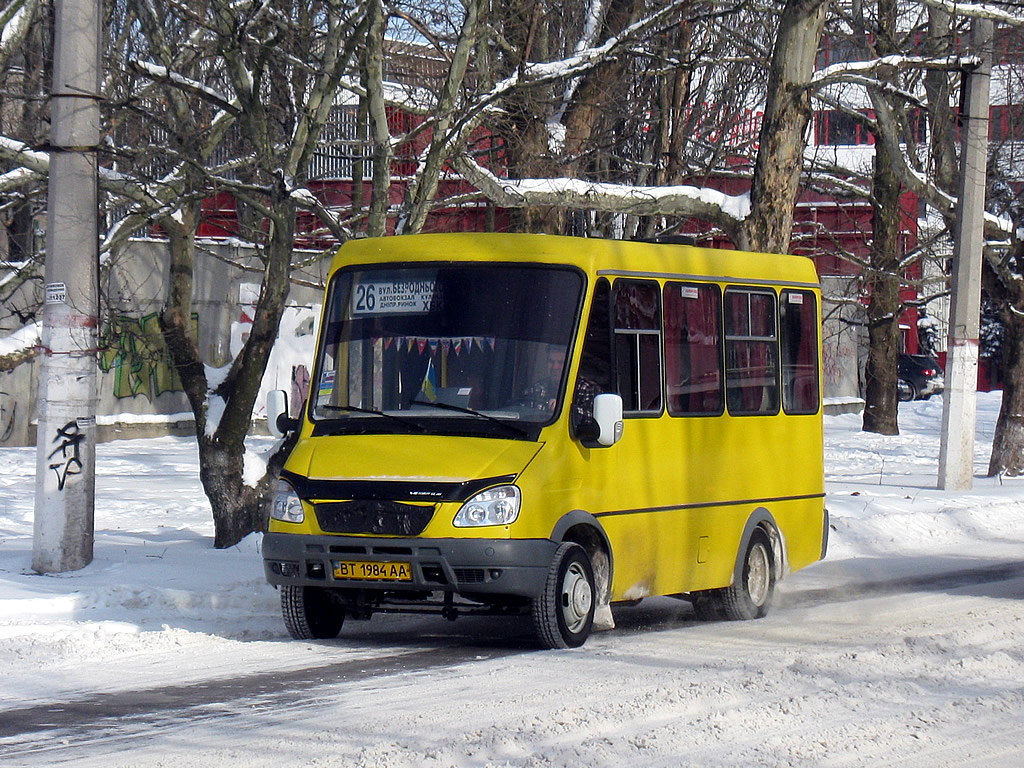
<box><xmin>310</xmin><ymin>263</ymin><xmax>584</xmax><ymax>437</ymax></box>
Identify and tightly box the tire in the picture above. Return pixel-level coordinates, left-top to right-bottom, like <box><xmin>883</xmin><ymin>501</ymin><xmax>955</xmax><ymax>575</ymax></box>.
<box><xmin>897</xmin><ymin>379</ymin><xmax>917</xmax><ymax>402</ymax></box>
<box><xmin>533</xmin><ymin>542</ymin><xmax>596</xmax><ymax>649</ymax></box>
<box><xmin>720</xmin><ymin>529</ymin><xmax>775</xmax><ymax>620</ymax></box>
<box><xmin>281</xmin><ymin>585</ymin><xmax>345</xmax><ymax>640</ymax></box>
<box><xmin>691</xmin><ymin>529</ymin><xmax>775</xmax><ymax>622</ymax></box>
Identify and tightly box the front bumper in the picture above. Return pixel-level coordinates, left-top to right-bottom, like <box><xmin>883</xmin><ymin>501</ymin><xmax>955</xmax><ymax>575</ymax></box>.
<box><xmin>262</xmin><ymin>532</ymin><xmax>558</xmax><ymax>599</ymax></box>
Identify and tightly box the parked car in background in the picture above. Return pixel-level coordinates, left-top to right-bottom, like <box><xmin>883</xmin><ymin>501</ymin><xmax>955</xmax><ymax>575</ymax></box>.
<box><xmin>898</xmin><ymin>354</ymin><xmax>944</xmax><ymax>401</ymax></box>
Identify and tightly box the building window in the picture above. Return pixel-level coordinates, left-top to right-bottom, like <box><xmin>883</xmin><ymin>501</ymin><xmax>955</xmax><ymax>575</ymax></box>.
<box><xmin>815</xmin><ymin>110</ymin><xmax>872</xmax><ymax>146</ymax></box>
<box><xmin>991</xmin><ymin>105</ymin><xmax>1024</xmax><ymax>142</ymax></box>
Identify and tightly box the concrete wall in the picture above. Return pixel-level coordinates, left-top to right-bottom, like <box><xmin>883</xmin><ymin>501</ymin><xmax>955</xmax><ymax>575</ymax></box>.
<box><xmin>3</xmin><ymin>243</ymin><xmax>868</xmax><ymax>443</ymax></box>
<box><xmin>821</xmin><ymin>275</ymin><xmax>867</xmax><ymax>412</ymax></box>
<box><xmin>0</xmin><ymin>357</ymin><xmax>36</xmax><ymax>445</ymax></box>
<box><xmin>0</xmin><ymin>240</ymin><xmax>331</xmax><ymax>447</ymax></box>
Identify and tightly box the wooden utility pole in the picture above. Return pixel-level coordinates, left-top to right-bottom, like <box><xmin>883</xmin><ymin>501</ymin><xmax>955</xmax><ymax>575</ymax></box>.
<box><xmin>32</xmin><ymin>0</ymin><xmax>102</xmax><ymax>572</ymax></box>
<box><xmin>938</xmin><ymin>17</ymin><xmax>993</xmax><ymax>491</ymax></box>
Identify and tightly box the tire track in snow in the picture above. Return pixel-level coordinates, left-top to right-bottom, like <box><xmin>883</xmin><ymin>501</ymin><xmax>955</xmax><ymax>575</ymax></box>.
<box><xmin>776</xmin><ymin>559</ymin><xmax>1024</xmax><ymax>609</ymax></box>
<box><xmin>0</xmin><ymin>641</ymin><xmax>525</xmax><ymax>756</ymax></box>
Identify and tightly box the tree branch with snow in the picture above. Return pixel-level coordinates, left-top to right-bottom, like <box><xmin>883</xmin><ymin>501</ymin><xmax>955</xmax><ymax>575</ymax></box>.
<box><xmin>451</xmin><ymin>154</ymin><xmax>749</xmax><ymax>242</ymax></box>
<box><xmin>918</xmin><ymin>0</ymin><xmax>1024</xmax><ymax>27</ymax></box>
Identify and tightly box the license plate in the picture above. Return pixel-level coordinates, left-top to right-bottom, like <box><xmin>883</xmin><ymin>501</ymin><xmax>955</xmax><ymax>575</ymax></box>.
<box><xmin>333</xmin><ymin>560</ymin><xmax>412</xmax><ymax>581</ymax></box>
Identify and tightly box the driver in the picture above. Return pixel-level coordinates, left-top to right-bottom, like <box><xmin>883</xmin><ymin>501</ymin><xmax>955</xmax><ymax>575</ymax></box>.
<box><xmin>517</xmin><ymin>347</ymin><xmax>567</xmax><ymax>413</ymax></box>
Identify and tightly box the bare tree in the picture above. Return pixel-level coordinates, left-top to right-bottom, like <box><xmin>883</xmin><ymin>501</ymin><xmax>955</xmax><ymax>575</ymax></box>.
<box><xmin>449</xmin><ymin>0</ymin><xmax>826</xmax><ymax>252</ymax></box>
<box><xmin>87</xmin><ymin>0</ymin><xmax>370</xmax><ymax>547</ymax></box>
<box><xmin>0</xmin><ymin>0</ymin><xmax>47</xmax><ymax>357</ymax></box>
<box><xmin>983</xmin><ymin>15</ymin><xmax>1024</xmax><ymax>475</ymax></box>
<box><xmin>857</xmin><ymin>0</ymin><xmax>912</xmax><ymax>436</ymax></box>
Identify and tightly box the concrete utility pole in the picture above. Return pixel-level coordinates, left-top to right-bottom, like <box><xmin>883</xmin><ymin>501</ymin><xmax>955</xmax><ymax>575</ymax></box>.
<box><xmin>33</xmin><ymin>0</ymin><xmax>102</xmax><ymax>572</ymax></box>
<box><xmin>938</xmin><ymin>17</ymin><xmax>993</xmax><ymax>491</ymax></box>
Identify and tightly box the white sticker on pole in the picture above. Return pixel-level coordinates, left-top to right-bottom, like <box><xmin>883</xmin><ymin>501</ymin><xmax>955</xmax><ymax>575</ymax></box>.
<box><xmin>46</xmin><ymin>282</ymin><xmax>67</xmax><ymax>305</ymax></box>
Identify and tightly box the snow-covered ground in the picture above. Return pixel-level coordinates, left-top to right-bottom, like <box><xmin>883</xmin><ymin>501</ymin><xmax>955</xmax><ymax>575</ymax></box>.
<box><xmin>1</xmin><ymin>393</ymin><xmax>1023</xmax><ymax>766</ymax></box>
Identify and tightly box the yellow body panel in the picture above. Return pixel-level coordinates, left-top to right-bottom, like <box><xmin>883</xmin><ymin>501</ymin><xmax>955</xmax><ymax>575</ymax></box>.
<box><xmin>276</xmin><ymin>233</ymin><xmax>826</xmax><ymax>599</ymax></box>
<box><xmin>512</xmin><ymin>410</ymin><xmax>824</xmax><ymax>600</ymax></box>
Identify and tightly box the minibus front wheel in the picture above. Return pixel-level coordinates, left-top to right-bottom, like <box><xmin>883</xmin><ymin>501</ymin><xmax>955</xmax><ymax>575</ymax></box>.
<box><xmin>533</xmin><ymin>542</ymin><xmax>596</xmax><ymax>649</ymax></box>
<box><xmin>281</xmin><ymin>585</ymin><xmax>345</xmax><ymax>640</ymax></box>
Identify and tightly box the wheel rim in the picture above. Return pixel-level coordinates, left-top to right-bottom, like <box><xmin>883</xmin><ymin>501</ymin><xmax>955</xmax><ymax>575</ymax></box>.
<box><xmin>746</xmin><ymin>543</ymin><xmax>771</xmax><ymax>606</ymax></box>
<box><xmin>561</xmin><ymin>561</ymin><xmax>593</xmax><ymax>634</ymax></box>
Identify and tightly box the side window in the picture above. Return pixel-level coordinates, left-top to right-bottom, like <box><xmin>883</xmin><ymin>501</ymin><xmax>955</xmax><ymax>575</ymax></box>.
<box><xmin>573</xmin><ymin>278</ymin><xmax>613</xmax><ymax>423</ymax></box>
<box><xmin>724</xmin><ymin>289</ymin><xmax>779</xmax><ymax>415</ymax></box>
<box><xmin>780</xmin><ymin>290</ymin><xmax>820</xmax><ymax>414</ymax></box>
<box><xmin>614</xmin><ymin>280</ymin><xmax>662</xmax><ymax>415</ymax></box>
<box><xmin>664</xmin><ymin>282</ymin><xmax>723</xmax><ymax>416</ymax></box>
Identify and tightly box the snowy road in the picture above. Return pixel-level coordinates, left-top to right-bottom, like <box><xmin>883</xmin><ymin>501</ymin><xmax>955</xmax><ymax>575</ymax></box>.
<box><xmin>3</xmin><ymin>556</ymin><xmax>1023</xmax><ymax>767</ymax></box>
<box><xmin>3</xmin><ymin>395</ymin><xmax>1024</xmax><ymax>766</ymax></box>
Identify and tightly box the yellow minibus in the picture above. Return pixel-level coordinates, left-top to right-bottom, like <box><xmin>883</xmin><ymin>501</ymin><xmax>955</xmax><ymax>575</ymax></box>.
<box><xmin>264</xmin><ymin>233</ymin><xmax>827</xmax><ymax>648</ymax></box>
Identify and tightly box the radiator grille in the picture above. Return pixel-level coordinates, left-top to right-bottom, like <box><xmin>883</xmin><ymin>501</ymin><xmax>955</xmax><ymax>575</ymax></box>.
<box><xmin>314</xmin><ymin>500</ymin><xmax>435</xmax><ymax>535</ymax></box>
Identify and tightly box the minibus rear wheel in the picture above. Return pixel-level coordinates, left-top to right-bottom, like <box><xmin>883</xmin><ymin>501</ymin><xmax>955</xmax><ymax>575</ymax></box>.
<box><xmin>720</xmin><ymin>529</ymin><xmax>775</xmax><ymax>620</ymax></box>
<box><xmin>691</xmin><ymin>529</ymin><xmax>775</xmax><ymax>622</ymax></box>
<box><xmin>281</xmin><ymin>585</ymin><xmax>345</xmax><ymax>640</ymax></box>
<box><xmin>533</xmin><ymin>542</ymin><xmax>596</xmax><ymax>649</ymax></box>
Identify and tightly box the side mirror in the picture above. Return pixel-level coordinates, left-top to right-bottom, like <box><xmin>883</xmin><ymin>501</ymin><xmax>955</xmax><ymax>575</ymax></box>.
<box><xmin>576</xmin><ymin>393</ymin><xmax>623</xmax><ymax>448</ymax></box>
<box><xmin>592</xmin><ymin>393</ymin><xmax>624</xmax><ymax>446</ymax></box>
<box><xmin>267</xmin><ymin>389</ymin><xmax>299</xmax><ymax>438</ymax></box>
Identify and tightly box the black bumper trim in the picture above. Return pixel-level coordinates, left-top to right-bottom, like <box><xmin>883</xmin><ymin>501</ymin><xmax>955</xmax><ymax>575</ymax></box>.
<box><xmin>263</xmin><ymin>532</ymin><xmax>558</xmax><ymax>599</ymax></box>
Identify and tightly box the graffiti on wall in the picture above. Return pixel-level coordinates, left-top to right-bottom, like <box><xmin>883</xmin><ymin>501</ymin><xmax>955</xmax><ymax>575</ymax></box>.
<box><xmin>99</xmin><ymin>313</ymin><xmax>198</xmax><ymax>401</ymax></box>
<box><xmin>0</xmin><ymin>391</ymin><xmax>15</xmax><ymax>443</ymax></box>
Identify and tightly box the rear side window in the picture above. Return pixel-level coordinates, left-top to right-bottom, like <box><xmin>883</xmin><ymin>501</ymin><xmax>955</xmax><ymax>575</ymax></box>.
<box><xmin>724</xmin><ymin>289</ymin><xmax>779</xmax><ymax>415</ymax></box>
<box><xmin>614</xmin><ymin>280</ymin><xmax>662</xmax><ymax>415</ymax></box>
<box><xmin>780</xmin><ymin>290</ymin><xmax>820</xmax><ymax>414</ymax></box>
<box><xmin>664</xmin><ymin>282</ymin><xmax>723</xmax><ymax>415</ymax></box>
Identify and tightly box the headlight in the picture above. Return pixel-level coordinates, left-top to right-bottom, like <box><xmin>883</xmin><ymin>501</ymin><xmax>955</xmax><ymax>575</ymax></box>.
<box><xmin>270</xmin><ymin>478</ymin><xmax>305</xmax><ymax>523</ymax></box>
<box><xmin>453</xmin><ymin>485</ymin><xmax>521</xmax><ymax>527</ymax></box>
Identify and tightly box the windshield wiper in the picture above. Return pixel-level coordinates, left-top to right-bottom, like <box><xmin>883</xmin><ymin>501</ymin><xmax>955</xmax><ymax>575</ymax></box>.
<box><xmin>410</xmin><ymin>399</ymin><xmax>530</xmax><ymax>437</ymax></box>
<box><xmin>318</xmin><ymin>404</ymin><xmax>426</xmax><ymax>433</ymax></box>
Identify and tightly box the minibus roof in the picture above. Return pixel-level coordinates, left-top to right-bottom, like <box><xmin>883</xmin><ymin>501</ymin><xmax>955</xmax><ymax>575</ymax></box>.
<box><xmin>332</xmin><ymin>233</ymin><xmax>820</xmax><ymax>290</ymax></box>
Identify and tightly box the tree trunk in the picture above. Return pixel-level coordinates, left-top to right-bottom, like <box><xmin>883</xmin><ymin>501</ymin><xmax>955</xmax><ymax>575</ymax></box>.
<box><xmin>861</xmin><ymin>0</ymin><xmax>904</xmax><ymax>436</ymax></box>
<box><xmin>989</xmin><ymin>304</ymin><xmax>1024</xmax><ymax>476</ymax></box>
<box><xmin>986</xmin><ymin>239</ymin><xmax>1024</xmax><ymax>476</ymax></box>
<box><xmin>197</xmin><ymin>427</ymin><xmax>298</xmax><ymax>548</ymax></box>
<box><xmin>159</xmin><ymin>206</ymin><xmax>208</xmax><ymax>426</ymax></box>
<box><xmin>364</xmin><ymin>0</ymin><xmax>394</xmax><ymax>237</ymax></box>
<box><xmin>862</xmin><ymin>140</ymin><xmax>903</xmax><ymax>436</ymax></box>
<box><xmin>740</xmin><ymin>0</ymin><xmax>827</xmax><ymax>253</ymax></box>
<box><xmin>560</xmin><ymin>0</ymin><xmax>644</xmax><ymax>174</ymax></box>
<box><xmin>198</xmin><ymin>435</ymin><xmax>260</xmax><ymax>549</ymax></box>
<box><xmin>923</xmin><ymin>6</ymin><xmax>957</xmax><ymax>210</ymax></box>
